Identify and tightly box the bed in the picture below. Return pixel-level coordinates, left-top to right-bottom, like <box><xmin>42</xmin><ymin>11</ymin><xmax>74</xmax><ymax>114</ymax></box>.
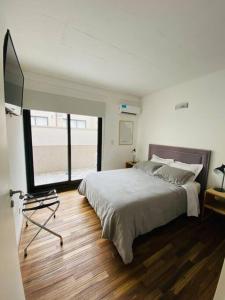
<box><xmin>78</xmin><ymin>144</ymin><xmax>211</xmax><ymax>264</ymax></box>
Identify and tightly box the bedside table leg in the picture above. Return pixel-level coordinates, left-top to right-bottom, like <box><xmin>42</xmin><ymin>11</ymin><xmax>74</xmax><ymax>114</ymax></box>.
<box><xmin>201</xmin><ymin>192</ymin><xmax>207</xmax><ymax>222</ymax></box>
<box><xmin>201</xmin><ymin>205</ymin><xmax>205</xmax><ymax>222</ymax></box>
<box><xmin>201</xmin><ymin>192</ymin><xmax>213</xmax><ymax>222</ymax></box>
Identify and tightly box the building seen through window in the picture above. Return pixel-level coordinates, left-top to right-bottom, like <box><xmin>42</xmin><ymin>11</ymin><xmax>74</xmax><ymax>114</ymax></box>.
<box><xmin>31</xmin><ymin>111</ymin><xmax>90</xmax><ymax>129</ymax></box>
<box><xmin>31</xmin><ymin>116</ymin><xmax>48</xmax><ymax>127</ymax></box>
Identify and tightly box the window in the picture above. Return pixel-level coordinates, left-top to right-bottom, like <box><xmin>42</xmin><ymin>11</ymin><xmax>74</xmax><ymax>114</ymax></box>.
<box><xmin>31</xmin><ymin>116</ymin><xmax>35</xmax><ymax>126</ymax></box>
<box><xmin>70</xmin><ymin>119</ymin><xmax>77</xmax><ymax>128</ymax></box>
<box><xmin>70</xmin><ymin>119</ymin><xmax>86</xmax><ymax>129</ymax></box>
<box><xmin>23</xmin><ymin>110</ymin><xmax>102</xmax><ymax>193</ymax></box>
<box><xmin>31</xmin><ymin>116</ymin><xmax>48</xmax><ymax>127</ymax></box>
<box><xmin>61</xmin><ymin>118</ymin><xmax>86</xmax><ymax>128</ymax></box>
<box><xmin>76</xmin><ymin>120</ymin><xmax>86</xmax><ymax>128</ymax></box>
<box><xmin>62</xmin><ymin>118</ymin><xmax>67</xmax><ymax>128</ymax></box>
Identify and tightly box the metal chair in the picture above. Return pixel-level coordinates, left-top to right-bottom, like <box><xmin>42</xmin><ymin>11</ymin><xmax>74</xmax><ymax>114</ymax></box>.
<box><xmin>22</xmin><ymin>189</ymin><xmax>63</xmax><ymax>258</ymax></box>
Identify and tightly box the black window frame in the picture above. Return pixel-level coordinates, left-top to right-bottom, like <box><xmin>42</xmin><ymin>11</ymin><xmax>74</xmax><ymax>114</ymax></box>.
<box><xmin>23</xmin><ymin>109</ymin><xmax>102</xmax><ymax>193</ymax></box>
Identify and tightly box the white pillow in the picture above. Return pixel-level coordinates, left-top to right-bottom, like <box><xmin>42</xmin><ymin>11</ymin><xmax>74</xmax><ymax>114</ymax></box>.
<box><xmin>151</xmin><ymin>154</ymin><xmax>174</xmax><ymax>165</ymax></box>
<box><xmin>170</xmin><ymin>161</ymin><xmax>203</xmax><ymax>181</ymax></box>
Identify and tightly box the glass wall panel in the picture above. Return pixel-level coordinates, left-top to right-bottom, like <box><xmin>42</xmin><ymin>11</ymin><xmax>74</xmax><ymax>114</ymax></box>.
<box><xmin>70</xmin><ymin>114</ymin><xmax>97</xmax><ymax>180</ymax></box>
<box><xmin>31</xmin><ymin>110</ymin><xmax>68</xmax><ymax>185</ymax></box>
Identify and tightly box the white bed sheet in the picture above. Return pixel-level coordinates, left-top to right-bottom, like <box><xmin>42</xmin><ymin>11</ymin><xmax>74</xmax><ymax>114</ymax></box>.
<box><xmin>182</xmin><ymin>181</ymin><xmax>200</xmax><ymax>217</ymax></box>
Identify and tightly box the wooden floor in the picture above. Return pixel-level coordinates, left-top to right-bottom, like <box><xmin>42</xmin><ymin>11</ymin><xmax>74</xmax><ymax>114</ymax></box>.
<box><xmin>19</xmin><ymin>191</ymin><xmax>225</xmax><ymax>300</ymax></box>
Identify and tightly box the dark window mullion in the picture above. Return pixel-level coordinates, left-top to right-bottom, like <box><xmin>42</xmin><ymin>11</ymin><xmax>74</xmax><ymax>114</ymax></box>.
<box><xmin>23</xmin><ymin>109</ymin><xmax>35</xmax><ymax>191</ymax></box>
<box><xmin>97</xmin><ymin>118</ymin><xmax>102</xmax><ymax>171</ymax></box>
<box><xmin>67</xmin><ymin>114</ymin><xmax>71</xmax><ymax>181</ymax></box>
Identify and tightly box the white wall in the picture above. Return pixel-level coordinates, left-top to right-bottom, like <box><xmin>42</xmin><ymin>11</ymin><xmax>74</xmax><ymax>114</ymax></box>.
<box><xmin>0</xmin><ymin>9</ymin><xmax>25</xmax><ymax>300</ymax></box>
<box><xmin>6</xmin><ymin>115</ymin><xmax>27</xmax><ymax>244</ymax></box>
<box><xmin>32</xmin><ymin>127</ymin><xmax>97</xmax><ymax>146</ymax></box>
<box><xmin>137</xmin><ymin>69</ymin><xmax>225</xmax><ymax>187</ymax></box>
<box><xmin>103</xmin><ymin>101</ymin><xmax>138</xmax><ymax>169</ymax></box>
<box><xmin>23</xmin><ymin>72</ymin><xmax>141</xmax><ymax>170</ymax></box>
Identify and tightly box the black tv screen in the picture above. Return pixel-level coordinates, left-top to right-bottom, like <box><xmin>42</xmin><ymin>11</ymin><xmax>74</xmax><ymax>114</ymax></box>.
<box><xmin>3</xmin><ymin>30</ymin><xmax>24</xmax><ymax>115</ymax></box>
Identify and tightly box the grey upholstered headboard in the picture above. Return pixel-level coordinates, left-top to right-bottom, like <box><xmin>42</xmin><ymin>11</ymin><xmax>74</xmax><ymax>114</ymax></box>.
<box><xmin>148</xmin><ymin>144</ymin><xmax>211</xmax><ymax>194</ymax></box>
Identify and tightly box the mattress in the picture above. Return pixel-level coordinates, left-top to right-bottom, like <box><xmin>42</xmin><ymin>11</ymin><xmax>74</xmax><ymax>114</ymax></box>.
<box><xmin>78</xmin><ymin>168</ymin><xmax>187</xmax><ymax>264</ymax></box>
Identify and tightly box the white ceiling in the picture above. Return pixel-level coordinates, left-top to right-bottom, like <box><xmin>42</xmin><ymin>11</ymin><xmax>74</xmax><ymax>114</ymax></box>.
<box><xmin>3</xmin><ymin>0</ymin><xmax>225</xmax><ymax>96</ymax></box>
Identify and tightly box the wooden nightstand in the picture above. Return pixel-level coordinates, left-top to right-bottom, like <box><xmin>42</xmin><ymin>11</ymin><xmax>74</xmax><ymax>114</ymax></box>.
<box><xmin>202</xmin><ymin>188</ymin><xmax>225</xmax><ymax>220</ymax></box>
<box><xmin>125</xmin><ymin>161</ymin><xmax>137</xmax><ymax>168</ymax></box>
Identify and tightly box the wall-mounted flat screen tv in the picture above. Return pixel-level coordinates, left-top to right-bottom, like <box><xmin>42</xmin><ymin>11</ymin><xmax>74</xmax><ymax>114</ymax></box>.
<box><xmin>3</xmin><ymin>30</ymin><xmax>24</xmax><ymax>116</ymax></box>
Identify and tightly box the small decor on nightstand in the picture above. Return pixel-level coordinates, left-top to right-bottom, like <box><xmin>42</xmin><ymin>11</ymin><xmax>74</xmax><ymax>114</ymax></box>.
<box><xmin>214</xmin><ymin>164</ymin><xmax>225</xmax><ymax>192</ymax></box>
<box><xmin>131</xmin><ymin>148</ymin><xmax>136</xmax><ymax>163</ymax></box>
<box><xmin>126</xmin><ymin>161</ymin><xmax>137</xmax><ymax>168</ymax></box>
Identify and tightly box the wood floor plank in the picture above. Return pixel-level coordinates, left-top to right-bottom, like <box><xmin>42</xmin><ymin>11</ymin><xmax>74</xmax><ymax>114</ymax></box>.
<box><xmin>19</xmin><ymin>190</ymin><xmax>225</xmax><ymax>300</ymax></box>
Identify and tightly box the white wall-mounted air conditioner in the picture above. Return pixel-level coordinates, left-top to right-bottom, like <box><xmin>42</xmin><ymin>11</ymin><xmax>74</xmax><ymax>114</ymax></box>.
<box><xmin>119</xmin><ymin>104</ymin><xmax>140</xmax><ymax>115</ymax></box>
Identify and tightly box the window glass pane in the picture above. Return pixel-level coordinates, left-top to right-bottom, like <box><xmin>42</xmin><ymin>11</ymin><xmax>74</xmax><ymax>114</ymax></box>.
<box><xmin>70</xmin><ymin>114</ymin><xmax>97</xmax><ymax>180</ymax></box>
<box><xmin>31</xmin><ymin>116</ymin><xmax>35</xmax><ymax>126</ymax></box>
<box><xmin>70</xmin><ymin>119</ymin><xmax>77</xmax><ymax>128</ymax></box>
<box><xmin>35</xmin><ymin>116</ymin><xmax>48</xmax><ymax>127</ymax></box>
<box><xmin>31</xmin><ymin>110</ymin><xmax>68</xmax><ymax>185</ymax></box>
<box><xmin>62</xmin><ymin>118</ymin><xmax>67</xmax><ymax>128</ymax></box>
<box><xmin>76</xmin><ymin>120</ymin><xmax>86</xmax><ymax>128</ymax></box>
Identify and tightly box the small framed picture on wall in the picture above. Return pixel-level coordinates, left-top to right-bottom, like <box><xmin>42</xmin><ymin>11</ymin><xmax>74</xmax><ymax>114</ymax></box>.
<box><xmin>119</xmin><ymin>120</ymin><xmax>133</xmax><ymax>145</ymax></box>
